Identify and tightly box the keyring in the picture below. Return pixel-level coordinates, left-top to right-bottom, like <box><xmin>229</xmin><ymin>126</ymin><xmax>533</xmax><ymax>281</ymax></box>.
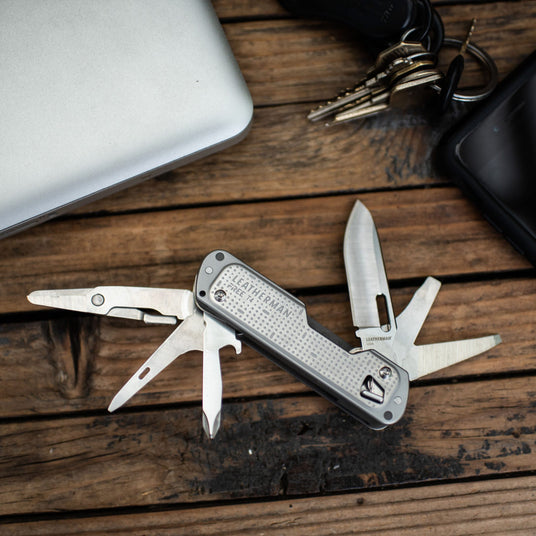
<box><xmin>432</xmin><ymin>37</ymin><xmax>498</xmax><ymax>102</ymax></box>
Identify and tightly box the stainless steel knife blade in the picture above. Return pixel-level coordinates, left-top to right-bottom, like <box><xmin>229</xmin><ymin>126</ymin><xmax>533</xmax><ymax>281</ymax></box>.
<box><xmin>343</xmin><ymin>200</ymin><xmax>395</xmax><ymax>332</ymax></box>
<box><xmin>343</xmin><ymin>199</ymin><xmax>501</xmax><ymax>379</ymax></box>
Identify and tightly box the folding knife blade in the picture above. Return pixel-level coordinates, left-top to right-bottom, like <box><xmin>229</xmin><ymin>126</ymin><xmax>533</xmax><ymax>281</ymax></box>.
<box><xmin>108</xmin><ymin>310</ymin><xmax>205</xmax><ymax>412</ymax></box>
<box><xmin>27</xmin><ymin>287</ymin><xmax>194</xmax><ymax>324</ymax></box>
<box><xmin>343</xmin><ymin>200</ymin><xmax>395</xmax><ymax>332</ymax></box>
<box><xmin>342</xmin><ymin>200</ymin><xmax>502</xmax><ymax>379</ymax></box>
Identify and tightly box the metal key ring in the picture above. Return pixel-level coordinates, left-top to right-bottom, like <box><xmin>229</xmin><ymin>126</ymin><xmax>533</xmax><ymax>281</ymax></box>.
<box><xmin>432</xmin><ymin>37</ymin><xmax>498</xmax><ymax>102</ymax></box>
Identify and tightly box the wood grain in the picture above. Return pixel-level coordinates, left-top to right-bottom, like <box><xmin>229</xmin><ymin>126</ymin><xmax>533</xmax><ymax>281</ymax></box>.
<box><xmin>4</xmin><ymin>475</ymin><xmax>536</xmax><ymax>535</ymax></box>
<box><xmin>1</xmin><ymin>376</ymin><xmax>536</xmax><ymax>515</ymax></box>
<box><xmin>1</xmin><ymin>189</ymin><xmax>531</xmax><ymax>316</ymax></box>
<box><xmin>67</xmin><ymin>101</ymin><xmax>449</xmax><ymax>214</ymax></box>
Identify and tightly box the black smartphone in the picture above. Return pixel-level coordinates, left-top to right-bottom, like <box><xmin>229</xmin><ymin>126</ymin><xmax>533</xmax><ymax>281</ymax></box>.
<box><xmin>438</xmin><ymin>49</ymin><xmax>536</xmax><ymax>266</ymax></box>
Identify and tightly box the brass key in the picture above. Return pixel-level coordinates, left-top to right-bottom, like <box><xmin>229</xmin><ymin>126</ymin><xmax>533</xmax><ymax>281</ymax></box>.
<box><xmin>308</xmin><ymin>39</ymin><xmax>433</xmax><ymax>123</ymax></box>
<box><xmin>331</xmin><ymin>61</ymin><xmax>443</xmax><ymax>124</ymax></box>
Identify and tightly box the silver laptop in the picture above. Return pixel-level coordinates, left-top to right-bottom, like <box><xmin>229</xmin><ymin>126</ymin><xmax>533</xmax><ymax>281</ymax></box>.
<box><xmin>0</xmin><ymin>0</ymin><xmax>253</xmax><ymax>238</ymax></box>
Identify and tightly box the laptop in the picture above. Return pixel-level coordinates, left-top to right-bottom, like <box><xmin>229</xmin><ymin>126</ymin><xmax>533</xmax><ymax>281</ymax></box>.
<box><xmin>0</xmin><ymin>0</ymin><xmax>253</xmax><ymax>238</ymax></box>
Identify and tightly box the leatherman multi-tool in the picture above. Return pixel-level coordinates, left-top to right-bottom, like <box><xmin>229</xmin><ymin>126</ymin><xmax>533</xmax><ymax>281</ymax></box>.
<box><xmin>28</xmin><ymin>201</ymin><xmax>501</xmax><ymax>438</ymax></box>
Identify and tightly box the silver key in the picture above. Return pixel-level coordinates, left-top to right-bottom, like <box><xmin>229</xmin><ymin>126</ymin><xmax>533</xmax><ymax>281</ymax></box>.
<box><xmin>335</xmin><ymin>49</ymin><xmax>443</xmax><ymax>119</ymax></box>
<box><xmin>308</xmin><ymin>40</ymin><xmax>433</xmax><ymax>123</ymax></box>
<box><xmin>312</xmin><ymin>54</ymin><xmax>436</xmax><ymax>123</ymax></box>
<box><xmin>332</xmin><ymin>65</ymin><xmax>443</xmax><ymax>124</ymax></box>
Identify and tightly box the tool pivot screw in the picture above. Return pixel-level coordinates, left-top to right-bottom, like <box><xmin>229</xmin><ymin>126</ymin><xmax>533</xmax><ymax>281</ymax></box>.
<box><xmin>379</xmin><ymin>366</ymin><xmax>392</xmax><ymax>379</ymax></box>
<box><xmin>214</xmin><ymin>289</ymin><xmax>227</xmax><ymax>303</ymax></box>
<box><xmin>91</xmin><ymin>294</ymin><xmax>105</xmax><ymax>306</ymax></box>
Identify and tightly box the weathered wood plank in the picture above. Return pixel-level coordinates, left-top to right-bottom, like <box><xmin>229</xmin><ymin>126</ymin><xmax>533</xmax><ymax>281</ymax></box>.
<box><xmin>1</xmin><ymin>376</ymin><xmax>536</xmax><ymax>515</ymax></box>
<box><xmin>72</xmin><ymin>101</ymin><xmax>449</xmax><ymax>214</ymax></box>
<box><xmin>0</xmin><ymin>277</ymin><xmax>532</xmax><ymax>418</ymax></box>
<box><xmin>213</xmin><ymin>0</ymin><xmax>285</xmax><ymax>19</ymax></box>
<box><xmin>4</xmin><ymin>475</ymin><xmax>536</xmax><ymax>535</ymax></box>
<box><xmin>1</xmin><ymin>190</ymin><xmax>530</xmax><ymax>316</ymax></box>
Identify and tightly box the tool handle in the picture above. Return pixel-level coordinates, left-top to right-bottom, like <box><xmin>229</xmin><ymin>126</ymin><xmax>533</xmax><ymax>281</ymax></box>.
<box><xmin>195</xmin><ymin>251</ymin><xmax>409</xmax><ymax>430</ymax></box>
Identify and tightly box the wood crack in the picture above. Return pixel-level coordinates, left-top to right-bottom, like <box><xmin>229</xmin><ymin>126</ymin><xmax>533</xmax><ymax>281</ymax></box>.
<box><xmin>45</xmin><ymin>316</ymin><xmax>99</xmax><ymax>400</ymax></box>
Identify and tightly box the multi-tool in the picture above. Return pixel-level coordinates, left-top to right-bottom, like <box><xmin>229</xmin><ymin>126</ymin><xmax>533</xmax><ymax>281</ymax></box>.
<box><xmin>28</xmin><ymin>201</ymin><xmax>500</xmax><ymax>438</ymax></box>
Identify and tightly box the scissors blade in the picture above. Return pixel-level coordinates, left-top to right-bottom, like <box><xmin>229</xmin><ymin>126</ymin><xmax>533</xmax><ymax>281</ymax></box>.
<box><xmin>344</xmin><ymin>200</ymin><xmax>395</xmax><ymax>332</ymax></box>
<box><xmin>108</xmin><ymin>310</ymin><xmax>205</xmax><ymax>412</ymax></box>
<box><xmin>405</xmin><ymin>334</ymin><xmax>502</xmax><ymax>381</ymax></box>
<box><xmin>393</xmin><ymin>277</ymin><xmax>441</xmax><ymax>361</ymax></box>
<box><xmin>28</xmin><ymin>287</ymin><xmax>194</xmax><ymax>323</ymax></box>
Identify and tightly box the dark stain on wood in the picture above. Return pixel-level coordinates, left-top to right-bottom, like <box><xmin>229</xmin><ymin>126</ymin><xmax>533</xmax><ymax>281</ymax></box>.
<box><xmin>190</xmin><ymin>400</ymin><xmax>465</xmax><ymax>499</ymax></box>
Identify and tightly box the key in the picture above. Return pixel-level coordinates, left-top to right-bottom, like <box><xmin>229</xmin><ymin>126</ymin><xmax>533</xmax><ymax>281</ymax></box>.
<box><xmin>307</xmin><ymin>81</ymin><xmax>378</xmax><ymax>122</ymax></box>
<box><xmin>373</xmin><ymin>39</ymin><xmax>432</xmax><ymax>73</ymax></box>
<box><xmin>308</xmin><ymin>39</ymin><xmax>433</xmax><ymax>122</ymax></box>
<box><xmin>335</xmin><ymin>67</ymin><xmax>443</xmax><ymax>123</ymax></box>
<box><xmin>330</xmin><ymin>58</ymin><xmax>439</xmax><ymax>122</ymax></box>
<box><xmin>438</xmin><ymin>18</ymin><xmax>477</xmax><ymax>111</ymax></box>
<box><xmin>330</xmin><ymin>53</ymin><xmax>438</xmax><ymax>114</ymax></box>
<box><xmin>332</xmin><ymin>63</ymin><xmax>443</xmax><ymax>123</ymax></box>
<box><xmin>308</xmin><ymin>40</ymin><xmax>432</xmax><ymax>121</ymax></box>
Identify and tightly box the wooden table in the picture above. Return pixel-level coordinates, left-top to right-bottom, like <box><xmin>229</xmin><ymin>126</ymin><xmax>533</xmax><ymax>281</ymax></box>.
<box><xmin>2</xmin><ymin>1</ymin><xmax>536</xmax><ymax>534</ymax></box>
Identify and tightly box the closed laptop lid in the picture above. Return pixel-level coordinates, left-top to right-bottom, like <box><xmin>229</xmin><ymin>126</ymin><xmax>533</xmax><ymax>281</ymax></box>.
<box><xmin>0</xmin><ymin>0</ymin><xmax>252</xmax><ymax>237</ymax></box>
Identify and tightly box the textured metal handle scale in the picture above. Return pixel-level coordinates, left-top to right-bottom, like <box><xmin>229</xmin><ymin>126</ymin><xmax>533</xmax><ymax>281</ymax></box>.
<box><xmin>195</xmin><ymin>251</ymin><xmax>409</xmax><ymax>429</ymax></box>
